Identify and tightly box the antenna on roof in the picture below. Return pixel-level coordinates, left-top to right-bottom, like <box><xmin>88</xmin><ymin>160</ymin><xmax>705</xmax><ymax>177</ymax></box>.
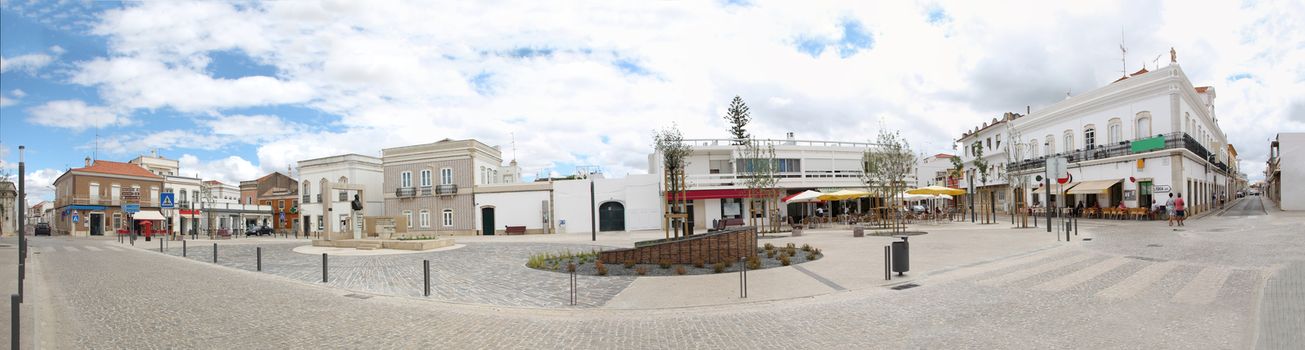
<box><xmin>1119</xmin><ymin>28</ymin><xmax>1128</xmax><ymax>76</ymax></box>
<box><xmin>1151</xmin><ymin>54</ymin><xmax>1162</xmax><ymax>70</ymax></box>
<box><xmin>510</xmin><ymin>132</ymin><xmax>517</xmax><ymax>161</ymax></box>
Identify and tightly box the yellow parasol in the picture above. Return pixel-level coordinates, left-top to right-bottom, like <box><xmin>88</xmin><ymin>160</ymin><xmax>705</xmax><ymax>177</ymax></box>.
<box><xmin>817</xmin><ymin>189</ymin><xmax>871</xmax><ymax>201</ymax></box>
<box><xmin>906</xmin><ymin>185</ymin><xmax>966</xmax><ymax>196</ymax></box>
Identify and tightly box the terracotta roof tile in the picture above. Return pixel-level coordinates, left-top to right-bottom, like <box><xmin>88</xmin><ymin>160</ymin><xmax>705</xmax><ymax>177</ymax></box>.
<box><xmin>72</xmin><ymin>160</ymin><xmax>162</xmax><ymax>179</ymax></box>
<box><xmin>1195</xmin><ymin>86</ymin><xmax>1210</xmax><ymax>93</ymax></box>
<box><xmin>1130</xmin><ymin>67</ymin><xmax>1149</xmax><ymax>76</ymax></box>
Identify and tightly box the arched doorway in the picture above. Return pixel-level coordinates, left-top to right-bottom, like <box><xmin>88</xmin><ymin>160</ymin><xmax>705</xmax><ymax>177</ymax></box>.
<box><xmin>481</xmin><ymin>207</ymin><xmax>495</xmax><ymax>235</ymax></box>
<box><xmin>599</xmin><ymin>202</ymin><xmax>625</xmax><ymax>232</ymax></box>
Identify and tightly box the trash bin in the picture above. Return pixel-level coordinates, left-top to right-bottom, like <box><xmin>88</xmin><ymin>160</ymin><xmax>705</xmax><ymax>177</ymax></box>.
<box><xmin>891</xmin><ymin>239</ymin><xmax>909</xmax><ymax>275</ymax></box>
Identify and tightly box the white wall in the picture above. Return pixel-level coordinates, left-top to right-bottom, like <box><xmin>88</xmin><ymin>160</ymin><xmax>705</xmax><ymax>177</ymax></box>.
<box><xmin>552</xmin><ymin>174</ymin><xmax>661</xmax><ymax>234</ymax></box>
<box><xmin>300</xmin><ymin>163</ymin><xmax>384</xmax><ymax>233</ymax></box>
<box><xmin>474</xmin><ymin>191</ymin><xmax>550</xmax><ymax>231</ymax></box>
<box><xmin>1280</xmin><ymin>133</ymin><xmax>1305</xmax><ymax>210</ymax></box>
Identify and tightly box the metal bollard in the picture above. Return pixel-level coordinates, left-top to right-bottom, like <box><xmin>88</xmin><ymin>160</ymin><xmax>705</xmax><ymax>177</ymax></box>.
<box><xmin>11</xmin><ymin>294</ymin><xmax>19</xmax><ymax>349</ymax></box>
<box><xmin>569</xmin><ymin>269</ymin><xmax>577</xmax><ymax>306</ymax></box>
<box><xmin>1074</xmin><ymin>215</ymin><xmax>1078</xmax><ymax>236</ymax></box>
<box><xmin>183</xmin><ymin>240</ymin><xmax>187</xmax><ymax>257</ymax></box>
<box><xmin>256</xmin><ymin>247</ymin><xmax>262</xmax><ymax>272</ymax></box>
<box><xmin>17</xmin><ymin>261</ymin><xmax>24</xmax><ymax>303</ymax></box>
<box><xmin>739</xmin><ymin>257</ymin><xmax>748</xmax><ymax>298</ymax></box>
<box><xmin>160</xmin><ymin>237</ymin><xmax>164</xmax><ymax>252</ymax></box>
<box><xmin>885</xmin><ymin>246</ymin><xmax>892</xmax><ymax>280</ymax></box>
<box><xmin>213</xmin><ymin>243</ymin><xmax>218</xmax><ymax>263</ymax></box>
<box><xmin>322</xmin><ymin>253</ymin><xmax>328</xmax><ymax>283</ymax></box>
<box><xmin>423</xmin><ymin>260</ymin><xmax>431</xmax><ymax>297</ymax></box>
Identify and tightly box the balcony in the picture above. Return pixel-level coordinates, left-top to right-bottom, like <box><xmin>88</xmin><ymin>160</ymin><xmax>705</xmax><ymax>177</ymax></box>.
<box><xmin>436</xmin><ymin>184</ymin><xmax>458</xmax><ymax>195</ymax></box>
<box><xmin>395</xmin><ymin>187</ymin><xmax>417</xmax><ymax>198</ymax></box>
<box><xmin>1006</xmin><ymin>132</ymin><xmax>1229</xmax><ymax>174</ymax></box>
<box><xmin>420</xmin><ymin>186</ymin><xmax>433</xmax><ymax>196</ymax></box>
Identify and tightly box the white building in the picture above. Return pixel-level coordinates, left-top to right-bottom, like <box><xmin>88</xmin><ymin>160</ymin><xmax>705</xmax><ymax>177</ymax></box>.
<box><xmin>648</xmin><ymin>134</ymin><xmax>904</xmax><ymax>229</ymax></box>
<box><xmin>1266</xmin><ymin>133</ymin><xmax>1304</xmax><ymax>211</ymax></box>
<box><xmin>129</xmin><ymin>151</ymin><xmax>204</xmax><ymax>235</ymax></box>
<box><xmin>960</xmin><ymin>58</ymin><xmax>1233</xmax><ymax>215</ymax></box>
<box><xmin>472</xmin><ymin>173</ymin><xmax>662</xmax><ymax>235</ymax></box>
<box><xmin>298</xmin><ymin>154</ymin><xmax>384</xmax><ymax>236</ymax></box>
<box><xmin>199</xmin><ymin>180</ymin><xmax>270</xmax><ymax>236</ymax></box>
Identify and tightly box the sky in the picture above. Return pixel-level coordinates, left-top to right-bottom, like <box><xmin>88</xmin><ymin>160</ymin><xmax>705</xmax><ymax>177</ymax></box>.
<box><xmin>1</xmin><ymin>0</ymin><xmax>1303</xmax><ymax>203</ymax></box>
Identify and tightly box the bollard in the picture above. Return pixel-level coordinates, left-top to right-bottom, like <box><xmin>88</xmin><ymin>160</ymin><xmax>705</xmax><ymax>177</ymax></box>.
<box><xmin>739</xmin><ymin>257</ymin><xmax>748</xmax><ymax>298</ymax></box>
<box><xmin>17</xmin><ymin>261</ymin><xmax>24</xmax><ymax>303</ymax></box>
<box><xmin>423</xmin><ymin>260</ymin><xmax>431</xmax><ymax>297</ymax></box>
<box><xmin>569</xmin><ymin>269</ymin><xmax>577</xmax><ymax>306</ymax></box>
<box><xmin>885</xmin><ymin>246</ymin><xmax>892</xmax><ymax>280</ymax></box>
<box><xmin>183</xmin><ymin>240</ymin><xmax>187</xmax><ymax>257</ymax></box>
<box><xmin>11</xmin><ymin>294</ymin><xmax>19</xmax><ymax>349</ymax></box>
<box><xmin>213</xmin><ymin>243</ymin><xmax>218</xmax><ymax>263</ymax></box>
<box><xmin>322</xmin><ymin>253</ymin><xmax>328</xmax><ymax>283</ymax></box>
<box><xmin>257</xmin><ymin>247</ymin><xmax>262</xmax><ymax>272</ymax></box>
<box><xmin>1074</xmin><ymin>215</ymin><xmax>1078</xmax><ymax>236</ymax></box>
<box><xmin>160</xmin><ymin>236</ymin><xmax>164</xmax><ymax>253</ymax></box>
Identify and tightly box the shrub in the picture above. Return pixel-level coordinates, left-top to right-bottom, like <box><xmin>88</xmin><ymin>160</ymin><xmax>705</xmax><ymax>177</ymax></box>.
<box><xmin>766</xmin><ymin>250</ymin><xmax>776</xmax><ymax>258</ymax></box>
<box><xmin>814</xmin><ymin>248</ymin><xmax>822</xmax><ymax>256</ymax></box>
<box><xmin>527</xmin><ymin>253</ymin><xmax>547</xmax><ymax>269</ymax></box>
<box><xmin>724</xmin><ymin>260</ymin><xmax>734</xmax><ymax>268</ymax></box>
<box><xmin>566</xmin><ymin>262</ymin><xmax>577</xmax><ymax>273</ymax></box>
<box><xmin>635</xmin><ymin>266</ymin><xmax>649</xmax><ymax>276</ymax></box>
<box><xmin>712</xmin><ymin>262</ymin><xmax>726</xmax><ymax>273</ymax></box>
<box><xmin>658</xmin><ymin>259</ymin><xmax>672</xmax><ymax>269</ymax></box>
<box><xmin>787</xmin><ymin>247</ymin><xmax>797</xmax><ymax>257</ymax></box>
<box><xmin>595</xmin><ymin>260</ymin><xmax>608</xmax><ymax>276</ymax></box>
<box><xmin>624</xmin><ymin>259</ymin><xmax>636</xmax><ymax>269</ymax></box>
<box><xmin>693</xmin><ymin>258</ymin><xmax>705</xmax><ymax>268</ymax></box>
<box><xmin>747</xmin><ymin>255</ymin><xmax>761</xmax><ymax>270</ymax></box>
<box><xmin>801</xmin><ymin>244</ymin><xmax>812</xmax><ymax>252</ymax></box>
<box><xmin>764</xmin><ymin>243</ymin><xmax>775</xmax><ymax>251</ymax></box>
<box><xmin>786</xmin><ymin>243</ymin><xmax>796</xmax><ymax>250</ymax></box>
<box><xmin>805</xmin><ymin>253</ymin><xmax>816</xmax><ymax>261</ymax></box>
<box><xmin>779</xmin><ymin>255</ymin><xmax>791</xmax><ymax>266</ymax></box>
<box><xmin>674</xmin><ymin>265</ymin><xmax>687</xmax><ymax>275</ymax></box>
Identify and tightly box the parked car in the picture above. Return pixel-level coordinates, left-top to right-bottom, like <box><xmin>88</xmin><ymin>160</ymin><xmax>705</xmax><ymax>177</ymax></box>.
<box><xmin>245</xmin><ymin>225</ymin><xmax>274</xmax><ymax>237</ymax></box>
<box><xmin>33</xmin><ymin>223</ymin><xmax>51</xmax><ymax>236</ymax></box>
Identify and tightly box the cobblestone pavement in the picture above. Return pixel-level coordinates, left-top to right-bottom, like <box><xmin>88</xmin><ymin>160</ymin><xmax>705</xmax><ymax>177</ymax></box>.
<box><xmin>11</xmin><ymin>202</ymin><xmax>1302</xmax><ymax>349</ymax></box>
<box><xmin>157</xmin><ymin>241</ymin><xmax>634</xmax><ymax>308</ymax></box>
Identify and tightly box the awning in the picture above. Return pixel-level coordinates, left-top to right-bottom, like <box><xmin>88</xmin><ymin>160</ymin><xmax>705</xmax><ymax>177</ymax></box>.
<box><xmin>783</xmin><ymin>190</ymin><xmax>823</xmax><ymax>203</ymax></box>
<box><xmin>666</xmin><ymin>189</ymin><xmax>754</xmax><ymax>200</ymax></box>
<box><xmin>1065</xmin><ymin>179</ymin><xmax>1122</xmax><ymax>194</ymax></box>
<box><xmin>131</xmin><ymin>211</ymin><xmax>166</xmax><ymax>221</ymax></box>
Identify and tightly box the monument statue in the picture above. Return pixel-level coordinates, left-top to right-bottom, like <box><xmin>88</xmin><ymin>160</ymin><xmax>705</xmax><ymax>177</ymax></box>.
<box><xmin>1170</xmin><ymin>47</ymin><xmax>1176</xmax><ymax>63</ymax></box>
<box><xmin>351</xmin><ymin>194</ymin><xmax>364</xmax><ymax>211</ymax></box>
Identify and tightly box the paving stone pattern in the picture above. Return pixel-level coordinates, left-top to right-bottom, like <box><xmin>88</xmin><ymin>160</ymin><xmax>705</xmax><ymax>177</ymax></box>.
<box><xmin>162</xmin><ymin>242</ymin><xmax>635</xmax><ymax>308</ymax></box>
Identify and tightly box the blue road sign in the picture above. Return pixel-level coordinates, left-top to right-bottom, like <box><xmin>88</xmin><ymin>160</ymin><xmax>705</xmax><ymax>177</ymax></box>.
<box><xmin>72</xmin><ymin>212</ymin><xmax>80</xmax><ymax>223</ymax></box>
<box><xmin>159</xmin><ymin>193</ymin><xmax>176</xmax><ymax>209</ymax></box>
<box><xmin>124</xmin><ymin>204</ymin><xmax>141</xmax><ymax>214</ymax></box>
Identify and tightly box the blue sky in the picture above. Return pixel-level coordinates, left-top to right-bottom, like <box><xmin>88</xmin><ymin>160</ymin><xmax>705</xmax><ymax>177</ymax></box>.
<box><xmin>2</xmin><ymin>0</ymin><xmax>1303</xmax><ymax>203</ymax></box>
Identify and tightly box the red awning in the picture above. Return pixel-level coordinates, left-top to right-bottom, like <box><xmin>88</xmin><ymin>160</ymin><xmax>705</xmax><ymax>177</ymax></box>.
<box><xmin>780</xmin><ymin>192</ymin><xmax>802</xmax><ymax>202</ymax></box>
<box><xmin>180</xmin><ymin>209</ymin><xmax>201</xmax><ymax>215</ymax></box>
<box><xmin>666</xmin><ymin>189</ymin><xmax>754</xmax><ymax>200</ymax></box>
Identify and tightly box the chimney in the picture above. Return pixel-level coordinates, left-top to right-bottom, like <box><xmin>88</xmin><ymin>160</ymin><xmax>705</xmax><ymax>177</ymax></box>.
<box><xmin>786</xmin><ymin>132</ymin><xmax>795</xmax><ymax>140</ymax></box>
<box><xmin>84</xmin><ymin>157</ymin><xmax>92</xmax><ymax>167</ymax></box>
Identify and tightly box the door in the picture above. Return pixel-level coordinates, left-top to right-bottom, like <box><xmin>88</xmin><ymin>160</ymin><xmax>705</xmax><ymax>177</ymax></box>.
<box><xmin>90</xmin><ymin>214</ymin><xmax>103</xmax><ymax>236</ymax></box>
<box><xmin>481</xmin><ymin>207</ymin><xmax>495</xmax><ymax>235</ymax></box>
<box><xmin>598</xmin><ymin>202</ymin><xmax>625</xmax><ymax>232</ymax></box>
<box><xmin>1138</xmin><ymin>181</ymin><xmax>1153</xmax><ymax>209</ymax></box>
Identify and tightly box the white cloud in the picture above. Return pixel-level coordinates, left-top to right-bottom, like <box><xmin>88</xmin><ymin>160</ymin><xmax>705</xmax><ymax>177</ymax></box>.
<box><xmin>47</xmin><ymin>0</ymin><xmax>1305</xmax><ymax>181</ymax></box>
<box><xmin>0</xmin><ymin>53</ymin><xmax>53</xmax><ymax>74</ymax></box>
<box><xmin>202</xmin><ymin>114</ymin><xmax>306</xmax><ymax>140</ymax></box>
<box><xmin>21</xmin><ymin>168</ymin><xmax>63</xmax><ymax>201</ymax></box>
<box><xmin>178</xmin><ymin>154</ymin><xmax>260</xmax><ymax>185</ymax></box>
<box><xmin>26</xmin><ymin>100</ymin><xmax>132</xmax><ymax>131</ymax></box>
<box><xmin>0</xmin><ymin>96</ymin><xmax>15</xmax><ymax>107</ymax></box>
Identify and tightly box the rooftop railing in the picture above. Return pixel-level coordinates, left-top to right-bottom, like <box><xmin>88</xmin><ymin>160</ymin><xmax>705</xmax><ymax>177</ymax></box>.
<box><xmin>1006</xmin><ymin>132</ymin><xmax>1228</xmax><ymax>174</ymax></box>
<box><xmin>681</xmin><ymin>138</ymin><xmax>879</xmax><ymax>149</ymax></box>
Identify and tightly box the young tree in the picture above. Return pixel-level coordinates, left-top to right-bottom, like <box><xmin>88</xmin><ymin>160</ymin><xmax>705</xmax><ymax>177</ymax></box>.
<box><xmin>862</xmin><ymin>128</ymin><xmax>916</xmax><ymax>233</ymax></box>
<box><xmin>724</xmin><ymin>96</ymin><xmax>751</xmax><ymax>145</ymax></box>
<box><xmin>654</xmin><ymin>124</ymin><xmax>693</xmax><ymax>237</ymax></box>
<box><xmin>971</xmin><ymin>141</ymin><xmax>990</xmax><ymax>223</ymax></box>
<box><xmin>738</xmin><ymin>137</ymin><xmax>779</xmax><ymax>233</ymax></box>
<box><xmin>1002</xmin><ymin>121</ymin><xmax>1031</xmax><ymax>227</ymax></box>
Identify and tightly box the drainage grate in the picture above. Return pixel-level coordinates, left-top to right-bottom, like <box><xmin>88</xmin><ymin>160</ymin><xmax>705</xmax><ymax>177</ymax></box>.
<box><xmin>1082</xmin><ymin>238</ymin><xmax>1093</xmax><ymax>241</ymax></box>
<box><xmin>890</xmin><ymin>283</ymin><xmax>921</xmax><ymax>290</ymax></box>
<box><xmin>1146</xmin><ymin>244</ymin><xmax>1163</xmax><ymax>247</ymax></box>
<box><xmin>343</xmin><ymin>293</ymin><xmax>372</xmax><ymax>300</ymax></box>
<box><xmin>1125</xmin><ymin>256</ymin><xmax>1168</xmax><ymax>262</ymax></box>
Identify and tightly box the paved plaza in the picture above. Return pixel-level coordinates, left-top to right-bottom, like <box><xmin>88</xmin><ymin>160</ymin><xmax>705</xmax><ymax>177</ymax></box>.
<box><xmin>3</xmin><ymin>196</ymin><xmax>1302</xmax><ymax>349</ymax></box>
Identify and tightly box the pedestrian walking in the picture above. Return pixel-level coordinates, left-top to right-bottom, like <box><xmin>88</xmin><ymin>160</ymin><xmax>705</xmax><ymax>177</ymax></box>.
<box><xmin>1165</xmin><ymin>193</ymin><xmax>1176</xmax><ymax>226</ymax></box>
<box><xmin>1175</xmin><ymin>193</ymin><xmax>1186</xmax><ymax>226</ymax></box>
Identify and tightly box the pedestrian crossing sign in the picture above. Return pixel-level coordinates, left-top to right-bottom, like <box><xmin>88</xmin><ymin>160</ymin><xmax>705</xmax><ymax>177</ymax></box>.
<box><xmin>160</xmin><ymin>193</ymin><xmax>176</xmax><ymax>208</ymax></box>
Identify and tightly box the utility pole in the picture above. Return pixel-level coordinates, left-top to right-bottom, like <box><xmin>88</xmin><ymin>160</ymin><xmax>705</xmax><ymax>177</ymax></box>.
<box><xmin>589</xmin><ymin>178</ymin><xmax>596</xmax><ymax>241</ymax></box>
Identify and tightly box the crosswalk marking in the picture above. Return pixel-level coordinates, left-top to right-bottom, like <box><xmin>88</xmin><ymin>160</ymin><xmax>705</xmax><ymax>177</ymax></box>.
<box><xmin>1097</xmin><ymin>261</ymin><xmax>1181</xmax><ymax>299</ymax></box>
<box><xmin>84</xmin><ymin>246</ymin><xmax>102</xmax><ymax>251</ymax></box>
<box><xmin>63</xmin><ymin>246</ymin><xmax>80</xmax><ymax>252</ymax></box>
<box><xmin>944</xmin><ymin>248</ymin><xmax>1073</xmax><ymax>281</ymax></box>
<box><xmin>103</xmin><ymin>246</ymin><xmax>124</xmax><ymax>252</ymax></box>
<box><xmin>1033</xmin><ymin>257</ymin><xmax>1130</xmax><ymax>292</ymax></box>
<box><xmin>979</xmin><ymin>253</ymin><xmax>1094</xmax><ymax>286</ymax></box>
<box><xmin>1171</xmin><ymin>267</ymin><xmax>1231</xmax><ymax>304</ymax></box>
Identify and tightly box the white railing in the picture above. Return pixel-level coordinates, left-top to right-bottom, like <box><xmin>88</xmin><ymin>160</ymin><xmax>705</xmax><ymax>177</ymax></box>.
<box><xmin>685</xmin><ymin>172</ymin><xmax>868</xmax><ymax>189</ymax></box>
<box><xmin>682</xmin><ymin>138</ymin><xmax>879</xmax><ymax>149</ymax></box>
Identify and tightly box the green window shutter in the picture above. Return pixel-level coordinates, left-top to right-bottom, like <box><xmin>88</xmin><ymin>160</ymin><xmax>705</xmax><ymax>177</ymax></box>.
<box><xmin>1130</xmin><ymin>136</ymin><xmax>1165</xmax><ymax>153</ymax></box>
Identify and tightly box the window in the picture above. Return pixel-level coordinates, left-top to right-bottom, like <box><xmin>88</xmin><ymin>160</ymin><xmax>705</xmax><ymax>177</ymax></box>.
<box><xmin>403</xmin><ymin>210</ymin><xmax>412</xmax><ymax>228</ymax></box>
<box><xmin>480</xmin><ymin>166</ymin><xmax>487</xmax><ymax>184</ymax></box>
<box><xmin>317</xmin><ymin>215</ymin><xmax>324</xmax><ymax>230</ymax></box>
<box><xmin>279</xmin><ymin>200</ymin><xmax>285</xmax><ymax>210</ymax></box>
<box><xmin>420</xmin><ymin>169</ymin><xmax>432</xmax><ymax>187</ymax></box>
<box><xmin>180</xmin><ymin>190</ymin><xmax>188</xmax><ymax>204</ymax></box>
<box><xmin>1108</xmin><ymin>119</ymin><xmax>1122</xmax><ymax>144</ymax></box>
<box><xmin>1063</xmin><ymin>130</ymin><xmax>1074</xmax><ymax>152</ymax></box>
<box><xmin>440</xmin><ymin>168</ymin><xmax>453</xmax><ymax>185</ymax></box>
<box><xmin>112</xmin><ymin>213</ymin><xmax>121</xmax><ymax>229</ymax></box>
<box><xmin>400</xmin><ymin>171</ymin><xmax>412</xmax><ymax>187</ymax></box>
<box><xmin>1044</xmin><ymin>135</ymin><xmax>1055</xmax><ymax>156</ymax></box>
<box><xmin>995</xmin><ymin>134</ymin><xmax>1001</xmax><ymax>150</ymax></box>
<box><xmin>1135</xmin><ymin>112</ymin><xmax>1152</xmax><ymax>138</ymax></box>
<box><xmin>986</xmin><ymin>138</ymin><xmax>992</xmax><ymax>150</ymax></box>
<box><xmin>303</xmin><ymin>183</ymin><xmax>311</xmax><ymax>202</ymax></box>
<box><xmin>442</xmin><ymin>209</ymin><xmax>453</xmax><ymax>227</ymax></box>
<box><xmin>339</xmin><ymin>190</ymin><xmax>347</xmax><ymax>202</ymax></box>
<box><xmin>709</xmin><ymin>159</ymin><xmax>732</xmax><ymax>174</ymax></box>
<box><xmin>1029</xmin><ymin>139</ymin><xmax>1038</xmax><ymax>158</ymax></box>
<box><xmin>419</xmin><ymin>210</ymin><xmax>430</xmax><ymax>228</ymax></box>
<box><xmin>1083</xmin><ymin>126</ymin><xmax>1096</xmax><ymax>150</ymax></box>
